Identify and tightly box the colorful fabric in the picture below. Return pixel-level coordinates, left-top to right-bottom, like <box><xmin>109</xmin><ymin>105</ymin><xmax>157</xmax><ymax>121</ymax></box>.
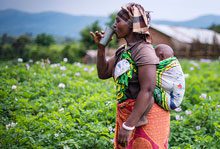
<box><xmin>121</xmin><ymin>3</ymin><xmax>151</xmax><ymax>35</ymax></box>
<box><xmin>154</xmin><ymin>57</ymin><xmax>185</xmax><ymax>110</ymax></box>
<box><xmin>114</xmin><ymin>99</ymin><xmax>170</xmax><ymax>149</ymax></box>
<box><xmin>114</xmin><ymin>48</ymin><xmax>137</xmax><ymax>103</ymax></box>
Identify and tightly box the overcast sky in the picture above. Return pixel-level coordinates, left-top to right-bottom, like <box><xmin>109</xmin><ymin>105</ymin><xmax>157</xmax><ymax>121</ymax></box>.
<box><xmin>1</xmin><ymin>0</ymin><xmax>220</xmax><ymax>21</ymax></box>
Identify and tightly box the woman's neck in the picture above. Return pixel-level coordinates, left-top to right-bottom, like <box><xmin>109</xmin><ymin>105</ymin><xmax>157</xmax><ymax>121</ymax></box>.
<box><xmin>125</xmin><ymin>33</ymin><xmax>144</xmax><ymax>46</ymax></box>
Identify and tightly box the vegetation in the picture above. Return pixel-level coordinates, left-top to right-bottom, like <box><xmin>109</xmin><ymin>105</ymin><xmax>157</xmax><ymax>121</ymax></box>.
<box><xmin>35</xmin><ymin>34</ymin><xmax>55</xmax><ymax>47</ymax></box>
<box><xmin>0</xmin><ymin>59</ymin><xmax>219</xmax><ymax>148</ymax></box>
<box><xmin>209</xmin><ymin>24</ymin><xmax>220</xmax><ymax>33</ymax></box>
<box><xmin>0</xmin><ymin>15</ymin><xmax>119</xmax><ymax>63</ymax></box>
<box><xmin>80</xmin><ymin>21</ymin><xmax>102</xmax><ymax>50</ymax></box>
<box><xmin>0</xmin><ymin>13</ymin><xmax>220</xmax><ymax>149</ymax></box>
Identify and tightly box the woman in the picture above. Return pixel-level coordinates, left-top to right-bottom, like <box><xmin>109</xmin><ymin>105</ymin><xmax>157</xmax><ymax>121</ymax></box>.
<box><xmin>91</xmin><ymin>3</ymin><xmax>170</xmax><ymax>149</ymax></box>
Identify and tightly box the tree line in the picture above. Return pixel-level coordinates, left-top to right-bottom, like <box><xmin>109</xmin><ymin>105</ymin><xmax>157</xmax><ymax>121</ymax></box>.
<box><xmin>1</xmin><ymin>13</ymin><xmax>220</xmax><ymax>63</ymax></box>
<box><xmin>0</xmin><ymin>13</ymin><xmax>118</xmax><ymax>63</ymax></box>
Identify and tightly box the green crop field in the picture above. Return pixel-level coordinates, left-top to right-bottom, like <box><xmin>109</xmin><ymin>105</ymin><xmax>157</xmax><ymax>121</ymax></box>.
<box><xmin>0</xmin><ymin>59</ymin><xmax>220</xmax><ymax>148</ymax></box>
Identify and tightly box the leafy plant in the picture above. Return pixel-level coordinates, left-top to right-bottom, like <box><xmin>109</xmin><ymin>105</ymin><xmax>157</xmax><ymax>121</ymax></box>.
<box><xmin>0</xmin><ymin>59</ymin><xmax>220</xmax><ymax>148</ymax></box>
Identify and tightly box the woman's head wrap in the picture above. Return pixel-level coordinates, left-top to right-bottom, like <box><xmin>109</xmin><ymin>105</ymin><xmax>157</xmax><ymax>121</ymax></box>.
<box><xmin>117</xmin><ymin>3</ymin><xmax>151</xmax><ymax>35</ymax></box>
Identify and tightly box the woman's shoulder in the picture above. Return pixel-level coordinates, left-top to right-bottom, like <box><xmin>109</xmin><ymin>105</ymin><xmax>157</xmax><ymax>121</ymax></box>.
<box><xmin>131</xmin><ymin>42</ymin><xmax>159</xmax><ymax>66</ymax></box>
<box><xmin>137</xmin><ymin>42</ymin><xmax>154</xmax><ymax>51</ymax></box>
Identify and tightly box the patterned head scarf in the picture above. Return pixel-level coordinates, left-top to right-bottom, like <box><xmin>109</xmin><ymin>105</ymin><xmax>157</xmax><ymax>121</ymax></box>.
<box><xmin>117</xmin><ymin>3</ymin><xmax>151</xmax><ymax>35</ymax></box>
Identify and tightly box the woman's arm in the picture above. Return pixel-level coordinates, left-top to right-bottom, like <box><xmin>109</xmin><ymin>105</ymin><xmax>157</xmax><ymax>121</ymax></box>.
<box><xmin>90</xmin><ymin>31</ymin><xmax>115</xmax><ymax>79</ymax></box>
<box><xmin>125</xmin><ymin>64</ymin><xmax>156</xmax><ymax>126</ymax></box>
<box><xmin>97</xmin><ymin>50</ymin><xmax>115</xmax><ymax>79</ymax></box>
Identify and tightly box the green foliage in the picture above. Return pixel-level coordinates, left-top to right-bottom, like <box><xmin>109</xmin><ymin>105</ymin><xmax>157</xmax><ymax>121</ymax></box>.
<box><xmin>24</xmin><ymin>44</ymin><xmax>64</xmax><ymax>63</ymax></box>
<box><xmin>106</xmin><ymin>13</ymin><xmax>116</xmax><ymax>27</ymax></box>
<box><xmin>0</xmin><ymin>59</ymin><xmax>220</xmax><ymax>148</ymax></box>
<box><xmin>209</xmin><ymin>24</ymin><xmax>220</xmax><ymax>33</ymax></box>
<box><xmin>0</xmin><ymin>34</ymin><xmax>15</xmax><ymax>45</ymax></box>
<box><xmin>80</xmin><ymin>21</ymin><xmax>102</xmax><ymax>50</ymax></box>
<box><xmin>0</xmin><ymin>33</ymin><xmax>85</xmax><ymax>63</ymax></box>
<box><xmin>12</xmin><ymin>35</ymin><xmax>32</xmax><ymax>58</ymax></box>
<box><xmin>0</xmin><ymin>61</ymin><xmax>115</xmax><ymax>148</ymax></box>
<box><xmin>79</xmin><ymin>13</ymin><xmax>119</xmax><ymax>50</ymax></box>
<box><xmin>0</xmin><ymin>44</ymin><xmax>14</xmax><ymax>59</ymax></box>
<box><xmin>61</xmin><ymin>43</ymin><xmax>86</xmax><ymax>63</ymax></box>
<box><xmin>35</xmin><ymin>33</ymin><xmax>55</xmax><ymax>47</ymax></box>
<box><xmin>169</xmin><ymin>59</ymin><xmax>220</xmax><ymax>148</ymax></box>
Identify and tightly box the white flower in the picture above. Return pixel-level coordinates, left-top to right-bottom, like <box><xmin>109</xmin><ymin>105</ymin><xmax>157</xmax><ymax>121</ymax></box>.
<box><xmin>196</xmin><ymin>126</ymin><xmax>201</xmax><ymax>130</ymax></box>
<box><xmin>54</xmin><ymin>133</ymin><xmax>59</xmax><ymax>137</ymax></box>
<box><xmin>6</xmin><ymin>122</ymin><xmax>17</xmax><ymax>130</ymax></box>
<box><xmin>190</xmin><ymin>67</ymin><xmax>194</xmax><ymax>71</ymax></box>
<box><xmin>60</xmin><ymin>66</ymin><xmax>67</xmax><ymax>71</ymax></box>
<box><xmin>175</xmin><ymin>115</ymin><xmax>183</xmax><ymax>121</ymax></box>
<box><xmin>50</xmin><ymin>63</ymin><xmax>60</xmax><ymax>68</ymax></box>
<box><xmin>62</xmin><ymin>73</ymin><xmax>66</xmax><ymax>77</ymax></box>
<box><xmin>84</xmin><ymin>67</ymin><xmax>89</xmax><ymax>72</ymax></box>
<box><xmin>5</xmin><ymin>124</ymin><xmax>9</xmax><ymax>130</ymax></box>
<box><xmin>75</xmin><ymin>72</ymin><xmax>81</xmax><ymax>77</ymax></box>
<box><xmin>175</xmin><ymin>115</ymin><xmax>181</xmax><ymax>120</ymax></box>
<box><xmin>5</xmin><ymin>65</ymin><xmax>8</xmax><ymax>69</ymax></box>
<box><xmin>41</xmin><ymin>62</ymin><xmax>45</xmax><ymax>68</ymax></box>
<box><xmin>17</xmin><ymin>58</ymin><xmax>23</xmax><ymax>63</ymax></box>
<box><xmin>185</xmin><ymin>110</ymin><xmax>192</xmax><ymax>115</ymax></box>
<box><xmin>174</xmin><ymin>107</ymin><xmax>182</xmax><ymax>112</ymax></box>
<box><xmin>63</xmin><ymin>58</ymin><xmax>68</xmax><ymax>62</ymax></box>
<box><xmin>26</xmin><ymin>64</ymin><xmax>30</xmax><ymax>70</ymax></box>
<box><xmin>105</xmin><ymin>101</ymin><xmax>111</xmax><ymax>106</ymax></box>
<box><xmin>108</xmin><ymin>126</ymin><xmax>113</xmax><ymax>132</ymax></box>
<box><xmin>63</xmin><ymin>145</ymin><xmax>70</xmax><ymax>149</ymax></box>
<box><xmin>110</xmin><ymin>139</ymin><xmax>114</xmax><ymax>143</ymax></box>
<box><xmin>15</xmin><ymin>98</ymin><xmax>18</xmax><ymax>101</ymax></box>
<box><xmin>59</xmin><ymin>108</ymin><xmax>64</xmax><ymax>112</ymax></box>
<box><xmin>217</xmin><ymin>105</ymin><xmax>220</xmax><ymax>108</ymax></box>
<box><xmin>190</xmin><ymin>61</ymin><xmax>199</xmax><ymax>67</ymax></box>
<box><xmin>29</xmin><ymin>59</ymin><xmax>33</xmax><ymax>63</ymax></box>
<box><xmin>184</xmin><ymin>74</ymin><xmax>189</xmax><ymax>78</ymax></box>
<box><xmin>74</xmin><ymin>62</ymin><xmax>82</xmax><ymax>67</ymax></box>
<box><xmin>90</xmin><ymin>67</ymin><xmax>95</xmax><ymax>72</ymax></box>
<box><xmin>58</xmin><ymin>83</ymin><xmax>65</xmax><ymax>89</ymax></box>
<box><xmin>200</xmin><ymin>59</ymin><xmax>211</xmax><ymax>63</ymax></box>
<box><xmin>12</xmin><ymin>85</ymin><xmax>17</xmax><ymax>90</ymax></box>
<box><xmin>200</xmin><ymin>93</ymin><xmax>207</xmax><ymax>99</ymax></box>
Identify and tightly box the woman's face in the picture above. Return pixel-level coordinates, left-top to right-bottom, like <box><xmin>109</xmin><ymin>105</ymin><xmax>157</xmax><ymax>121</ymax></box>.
<box><xmin>113</xmin><ymin>16</ymin><xmax>131</xmax><ymax>39</ymax></box>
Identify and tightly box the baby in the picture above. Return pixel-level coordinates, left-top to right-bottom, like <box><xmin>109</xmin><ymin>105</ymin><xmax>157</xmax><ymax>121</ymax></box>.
<box><xmin>136</xmin><ymin>44</ymin><xmax>185</xmax><ymax>127</ymax></box>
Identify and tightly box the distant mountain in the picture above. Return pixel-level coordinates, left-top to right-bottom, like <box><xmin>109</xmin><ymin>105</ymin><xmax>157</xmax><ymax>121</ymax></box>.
<box><xmin>152</xmin><ymin>15</ymin><xmax>220</xmax><ymax>28</ymax></box>
<box><xmin>0</xmin><ymin>9</ymin><xmax>220</xmax><ymax>38</ymax></box>
<box><xmin>0</xmin><ymin>9</ymin><xmax>108</xmax><ymax>39</ymax></box>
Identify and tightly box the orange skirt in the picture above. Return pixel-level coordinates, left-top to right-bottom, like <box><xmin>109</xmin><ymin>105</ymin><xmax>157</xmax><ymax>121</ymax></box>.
<box><xmin>114</xmin><ymin>99</ymin><xmax>170</xmax><ymax>149</ymax></box>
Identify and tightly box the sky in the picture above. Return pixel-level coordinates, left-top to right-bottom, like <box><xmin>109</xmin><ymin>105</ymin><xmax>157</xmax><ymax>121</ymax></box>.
<box><xmin>0</xmin><ymin>0</ymin><xmax>220</xmax><ymax>21</ymax></box>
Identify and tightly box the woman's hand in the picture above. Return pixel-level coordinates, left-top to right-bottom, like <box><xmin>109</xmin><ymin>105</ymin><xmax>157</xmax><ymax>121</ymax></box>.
<box><xmin>118</xmin><ymin>127</ymin><xmax>132</xmax><ymax>147</ymax></box>
<box><xmin>90</xmin><ymin>31</ymin><xmax>105</xmax><ymax>49</ymax></box>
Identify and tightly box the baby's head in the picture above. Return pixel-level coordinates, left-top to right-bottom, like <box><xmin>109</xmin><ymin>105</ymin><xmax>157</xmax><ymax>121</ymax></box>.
<box><xmin>155</xmin><ymin>44</ymin><xmax>174</xmax><ymax>61</ymax></box>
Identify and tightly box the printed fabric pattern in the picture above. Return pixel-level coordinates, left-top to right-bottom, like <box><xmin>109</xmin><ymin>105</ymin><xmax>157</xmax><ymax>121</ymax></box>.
<box><xmin>154</xmin><ymin>57</ymin><xmax>185</xmax><ymax>110</ymax></box>
<box><xmin>115</xmin><ymin>49</ymin><xmax>137</xmax><ymax>103</ymax></box>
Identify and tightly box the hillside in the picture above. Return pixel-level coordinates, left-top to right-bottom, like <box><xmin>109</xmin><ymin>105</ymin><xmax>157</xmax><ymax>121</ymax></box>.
<box><xmin>0</xmin><ymin>9</ymin><xmax>220</xmax><ymax>38</ymax></box>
